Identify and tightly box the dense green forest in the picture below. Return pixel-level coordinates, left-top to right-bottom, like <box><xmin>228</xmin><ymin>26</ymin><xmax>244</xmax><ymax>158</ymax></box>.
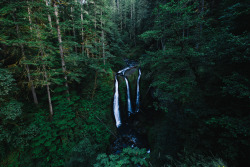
<box><xmin>0</xmin><ymin>0</ymin><xmax>249</xmax><ymax>166</ymax></box>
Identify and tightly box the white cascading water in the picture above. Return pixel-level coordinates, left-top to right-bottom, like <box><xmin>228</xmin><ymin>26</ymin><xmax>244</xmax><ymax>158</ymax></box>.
<box><xmin>117</xmin><ymin>67</ymin><xmax>130</xmax><ymax>75</ymax></box>
<box><xmin>135</xmin><ymin>69</ymin><xmax>141</xmax><ymax>112</ymax></box>
<box><xmin>113</xmin><ymin>76</ymin><xmax>121</xmax><ymax>127</ymax></box>
<box><xmin>124</xmin><ymin>77</ymin><xmax>133</xmax><ymax>116</ymax></box>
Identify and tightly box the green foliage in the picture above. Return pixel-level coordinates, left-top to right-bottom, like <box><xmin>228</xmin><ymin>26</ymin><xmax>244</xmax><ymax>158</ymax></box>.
<box><xmin>165</xmin><ymin>152</ymin><xmax>227</xmax><ymax>167</ymax></box>
<box><xmin>206</xmin><ymin>116</ymin><xmax>249</xmax><ymax>138</ymax></box>
<box><xmin>222</xmin><ymin>72</ymin><xmax>250</xmax><ymax>99</ymax></box>
<box><xmin>0</xmin><ymin>67</ymin><xmax>26</xmax><ymax>166</ymax></box>
<box><xmin>1</xmin><ymin>100</ymin><xmax>23</xmax><ymax>121</ymax></box>
<box><xmin>1</xmin><ymin>0</ymin><xmax>119</xmax><ymax>166</ymax></box>
<box><xmin>66</xmin><ymin>138</ymin><xmax>98</xmax><ymax>166</ymax></box>
<box><xmin>139</xmin><ymin>0</ymin><xmax>202</xmax><ymax>108</ymax></box>
<box><xmin>138</xmin><ymin>0</ymin><xmax>250</xmax><ymax>166</ymax></box>
<box><xmin>21</xmin><ymin>71</ymin><xmax>115</xmax><ymax>166</ymax></box>
<box><xmin>24</xmin><ymin>94</ymin><xmax>79</xmax><ymax>166</ymax></box>
<box><xmin>0</xmin><ymin>68</ymin><xmax>16</xmax><ymax>101</ymax></box>
<box><xmin>94</xmin><ymin>147</ymin><xmax>149</xmax><ymax>167</ymax></box>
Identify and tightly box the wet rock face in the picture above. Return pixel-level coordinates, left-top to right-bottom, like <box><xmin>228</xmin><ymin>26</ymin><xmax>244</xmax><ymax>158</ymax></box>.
<box><xmin>124</xmin><ymin>66</ymin><xmax>138</xmax><ymax>77</ymax></box>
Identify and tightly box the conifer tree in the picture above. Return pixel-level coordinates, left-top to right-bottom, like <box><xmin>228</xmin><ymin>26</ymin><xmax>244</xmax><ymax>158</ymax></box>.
<box><xmin>27</xmin><ymin>0</ymin><xmax>54</xmax><ymax>117</ymax></box>
<box><xmin>12</xmin><ymin>5</ymin><xmax>39</xmax><ymax>105</ymax></box>
<box><xmin>53</xmin><ymin>0</ymin><xmax>70</xmax><ymax>100</ymax></box>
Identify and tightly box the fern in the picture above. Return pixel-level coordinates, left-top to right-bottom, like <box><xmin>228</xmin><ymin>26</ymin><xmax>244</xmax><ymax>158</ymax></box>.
<box><xmin>94</xmin><ymin>147</ymin><xmax>150</xmax><ymax>167</ymax></box>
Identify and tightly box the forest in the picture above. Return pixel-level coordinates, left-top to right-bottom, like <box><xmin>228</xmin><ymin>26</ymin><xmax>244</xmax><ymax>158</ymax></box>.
<box><xmin>0</xmin><ymin>0</ymin><xmax>249</xmax><ymax>166</ymax></box>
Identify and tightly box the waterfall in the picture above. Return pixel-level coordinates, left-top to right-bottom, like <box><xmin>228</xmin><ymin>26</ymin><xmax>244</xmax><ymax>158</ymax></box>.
<box><xmin>135</xmin><ymin>69</ymin><xmax>141</xmax><ymax>112</ymax></box>
<box><xmin>113</xmin><ymin>76</ymin><xmax>121</xmax><ymax>127</ymax></box>
<box><xmin>114</xmin><ymin>67</ymin><xmax>141</xmax><ymax>127</ymax></box>
<box><xmin>124</xmin><ymin>77</ymin><xmax>133</xmax><ymax>116</ymax></box>
<box><xmin>111</xmin><ymin>67</ymin><xmax>148</xmax><ymax>154</ymax></box>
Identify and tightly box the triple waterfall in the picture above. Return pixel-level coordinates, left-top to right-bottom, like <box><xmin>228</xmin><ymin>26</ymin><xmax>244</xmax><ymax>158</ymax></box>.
<box><xmin>113</xmin><ymin>67</ymin><xmax>141</xmax><ymax>128</ymax></box>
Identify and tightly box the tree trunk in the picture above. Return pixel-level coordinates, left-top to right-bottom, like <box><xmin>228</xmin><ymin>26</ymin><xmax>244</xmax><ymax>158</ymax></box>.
<box><xmin>101</xmin><ymin>10</ymin><xmax>105</xmax><ymax>65</ymax></box>
<box><xmin>13</xmin><ymin>11</ymin><xmax>38</xmax><ymax>105</ymax></box>
<box><xmin>183</xmin><ymin>28</ymin><xmax>185</xmax><ymax>39</ymax></box>
<box><xmin>71</xmin><ymin>1</ymin><xmax>77</xmax><ymax>53</ymax></box>
<box><xmin>117</xmin><ymin>0</ymin><xmax>119</xmax><ymax>13</ymax></box>
<box><xmin>80</xmin><ymin>3</ymin><xmax>87</xmax><ymax>57</ymax></box>
<box><xmin>95</xmin><ymin>4</ymin><xmax>97</xmax><ymax>44</ymax></box>
<box><xmin>26</xmin><ymin>64</ymin><xmax>39</xmax><ymax>105</ymax></box>
<box><xmin>102</xmin><ymin>30</ymin><xmax>105</xmax><ymax>65</ymax></box>
<box><xmin>130</xmin><ymin>0</ymin><xmax>133</xmax><ymax>40</ymax></box>
<box><xmin>41</xmin><ymin>51</ymin><xmax>54</xmax><ymax>118</ymax></box>
<box><xmin>200</xmin><ymin>0</ymin><xmax>204</xmax><ymax>32</ymax></box>
<box><xmin>133</xmin><ymin>2</ymin><xmax>136</xmax><ymax>46</ymax></box>
<box><xmin>124</xmin><ymin>0</ymin><xmax>127</xmax><ymax>29</ymax></box>
<box><xmin>27</xmin><ymin>5</ymin><xmax>32</xmax><ymax>31</ymax></box>
<box><xmin>45</xmin><ymin>0</ymin><xmax>52</xmax><ymax>28</ymax></box>
<box><xmin>91</xmin><ymin>71</ymin><xmax>98</xmax><ymax>99</ymax></box>
<box><xmin>120</xmin><ymin>4</ymin><xmax>122</xmax><ymax>31</ymax></box>
<box><xmin>53</xmin><ymin>1</ymin><xmax>70</xmax><ymax>101</ymax></box>
<box><xmin>28</xmin><ymin>2</ymin><xmax>53</xmax><ymax>116</ymax></box>
<box><xmin>161</xmin><ymin>38</ymin><xmax>166</xmax><ymax>52</ymax></box>
<box><xmin>196</xmin><ymin>0</ymin><xmax>204</xmax><ymax>50</ymax></box>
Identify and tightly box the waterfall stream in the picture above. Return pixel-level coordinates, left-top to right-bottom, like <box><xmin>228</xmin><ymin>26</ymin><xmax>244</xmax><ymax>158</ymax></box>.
<box><xmin>113</xmin><ymin>76</ymin><xmax>121</xmax><ymax>127</ymax></box>
<box><xmin>124</xmin><ymin>77</ymin><xmax>133</xmax><ymax>116</ymax></box>
<box><xmin>136</xmin><ymin>69</ymin><xmax>141</xmax><ymax>112</ymax></box>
